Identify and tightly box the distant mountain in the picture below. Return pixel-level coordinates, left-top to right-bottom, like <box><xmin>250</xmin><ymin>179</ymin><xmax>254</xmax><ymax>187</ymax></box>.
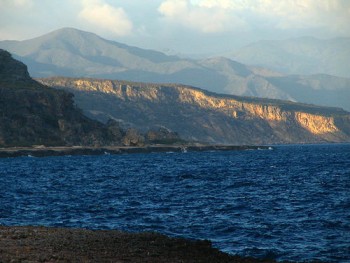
<box><xmin>1</xmin><ymin>28</ymin><xmax>349</xmax><ymax>111</ymax></box>
<box><xmin>0</xmin><ymin>27</ymin><xmax>186</xmax><ymax>77</ymax></box>
<box><xmin>230</xmin><ymin>37</ymin><xmax>350</xmax><ymax>78</ymax></box>
<box><xmin>39</xmin><ymin>77</ymin><xmax>350</xmax><ymax>145</ymax></box>
<box><xmin>265</xmin><ymin>74</ymin><xmax>350</xmax><ymax>113</ymax></box>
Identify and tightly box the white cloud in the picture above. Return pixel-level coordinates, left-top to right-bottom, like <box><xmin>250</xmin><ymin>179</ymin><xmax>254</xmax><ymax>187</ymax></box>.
<box><xmin>259</xmin><ymin>0</ymin><xmax>350</xmax><ymax>35</ymax></box>
<box><xmin>158</xmin><ymin>0</ymin><xmax>246</xmax><ymax>33</ymax></box>
<box><xmin>158</xmin><ymin>0</ymin><xmax>350</xmax><ymax>34</ymax></box>
<box><xmin>1</xmin><ymin>0</ymin><xmax>349</xmax><ymax>54</ymax></box>
<box><xmin>195</xmin><ymin>0</ymin><xmax>238</xmax><ymax>9</ymax></box>
<box><xmin>14</xmin><ymin>0</ymin><xmax>33</xmax><ymax>7</ymax></box>
<box><xmin>244</xmin><ymin>0</ymin><xmax>349</xmax><ymax>31</ymax></box>
<box><xmin>0</xmin><ymin>0</ymin><xmax>33</xmax><ymax>8</ymax></box>
<box><xmin>79</xmin><ymin>0</ymin><xmax>133</xmax><ymax>36</ymax></box>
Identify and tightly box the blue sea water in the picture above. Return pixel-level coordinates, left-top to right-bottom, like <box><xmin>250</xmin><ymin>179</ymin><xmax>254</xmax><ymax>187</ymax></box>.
<box><xmin>0</xmin><ymin>144</ymin><xmax>349</xmax><ymax>262</ymax></box>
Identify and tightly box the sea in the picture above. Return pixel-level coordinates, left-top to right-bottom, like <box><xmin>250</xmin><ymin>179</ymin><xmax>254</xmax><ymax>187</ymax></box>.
<box><xmin>0</xmin><ymin>144</ymin><xmax>349</xmax><ymax>262</ymax></box>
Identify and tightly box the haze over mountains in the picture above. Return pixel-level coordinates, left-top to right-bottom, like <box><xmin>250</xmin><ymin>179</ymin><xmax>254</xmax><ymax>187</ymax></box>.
<box><xmin>230</xmin><ymin>37</ymin><xmax>350</xmax><ymax>78</ymax></box>
<box><xmin>0</xmin><ymin>28</ymin><xmax>349</xmax><ymax>112</ymax></box>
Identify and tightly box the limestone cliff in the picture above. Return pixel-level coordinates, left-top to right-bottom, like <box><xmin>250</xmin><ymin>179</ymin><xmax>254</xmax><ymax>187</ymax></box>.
<box><xmin>39</xmin><ymin>77</ymin><xmax>350</xmax><ymax>144</ymax></box>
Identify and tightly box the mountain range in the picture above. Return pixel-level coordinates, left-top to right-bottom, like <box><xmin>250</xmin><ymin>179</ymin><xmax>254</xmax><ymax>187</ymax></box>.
<box><xmin>1</xmin><ymin>46</ymin><xmax>350</xmax><ymax>146</ymax></box>
<box><xmin>0</xmin><ymin>28</ymin><xmax>349</xmax><ymax>112</ymax></box>
<box><xmin>230</xmin><ymin>37</ymin><xmax>350</xmax><ymax>78</ymax></box>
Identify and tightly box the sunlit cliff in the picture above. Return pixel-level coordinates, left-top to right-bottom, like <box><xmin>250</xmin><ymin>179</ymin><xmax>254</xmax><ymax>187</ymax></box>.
<box><xmin>39</xmin><ymin>77</ymin><xmax>350</xmax><ymax>144</ymax></box>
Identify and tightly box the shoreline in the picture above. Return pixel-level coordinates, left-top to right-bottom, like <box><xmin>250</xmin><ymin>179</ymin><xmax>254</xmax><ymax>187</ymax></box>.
<box><xmin>0</xmin><ymin>226</ymin><xmax>275</xmax><ymax>262</ymax></box>
<box><xmin>0</xmin><ymin>144</ymin><xmax>270</xmax><ymax>158</ymax></box>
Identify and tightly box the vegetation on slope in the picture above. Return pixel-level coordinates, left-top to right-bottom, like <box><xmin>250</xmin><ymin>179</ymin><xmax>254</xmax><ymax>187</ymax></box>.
<box><xmin>39</xmin><ymin>77</ymin><xmax>350</xmax><ymax>145</ymax></box>
<box><xmin>0</xmin><ymin>50</ymin><xmax>182</xmax><ymax>147</ymax></box>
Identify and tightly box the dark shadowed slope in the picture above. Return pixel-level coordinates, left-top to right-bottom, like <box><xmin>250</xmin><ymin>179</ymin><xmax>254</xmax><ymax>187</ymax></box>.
<box><xmin>0</xmin><ymin>49</ymin><xmax>127</xmax><ymax>147</ymax></box>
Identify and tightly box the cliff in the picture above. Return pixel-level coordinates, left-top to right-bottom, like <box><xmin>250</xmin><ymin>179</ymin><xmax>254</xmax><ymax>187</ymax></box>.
<box><xmin>39</xmin><ymin>77</ymin><xmax>350</xmax><ymax>144</ymax></box>
<box><xmin>0</xmin><ymin>49</ymin><xmax>126</xmax><ymax>147</ymax></box>
<box><xmin>0</xmin><ymin>49</ymin><xmax>151</xmax><ymax>147</ymax></box>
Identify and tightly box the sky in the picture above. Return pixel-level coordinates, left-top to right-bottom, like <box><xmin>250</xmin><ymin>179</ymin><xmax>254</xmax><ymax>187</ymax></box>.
<box><xmin>1</xmin><ymin>0</ymin><xmax>350</xmax><ymax>55</ymax></box>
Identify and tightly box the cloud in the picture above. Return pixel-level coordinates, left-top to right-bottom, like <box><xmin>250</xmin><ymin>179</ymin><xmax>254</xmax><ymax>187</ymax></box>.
<box><xmin>195</xmin><ymin>0</ymin><xmax>238</xmax><ymax>9</ymax></box>
<box><xmin>240</xmin><ymin>0</ymin><xmax>350</xmax><ymax>32</ymax></box>
<box><xmin>79</xmin><ymin>0</ymin><xmax>133</xmax><ymax>36</ymax></box>
<box><xmin>0</xmin><ymin>0</ymin><xmax>33</xmax><ymax>8</ymax></box>
<box><xmin>158</xmin><ymin>0</ymin><xmax>246</xmax><ymax>33</ymax></box>
<box><xmin>1</xmin><ymin>0</ymin><xmax>349</xmax><ymax>54</ymax></box>
<box><xmin>158</xmin><ymin>0</ymin><xmax>350</xmax><ymax>35</ymax></box>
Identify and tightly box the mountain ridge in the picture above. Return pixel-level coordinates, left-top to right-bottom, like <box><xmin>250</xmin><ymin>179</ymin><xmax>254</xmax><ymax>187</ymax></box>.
<box><xmin>230</xmin><ymin>36</ymin><xmax>350</xmax><ymax>78</ymax></box>
<box><xmin>39</xmin><ymin>77</ymin><xmax>350</xmax><ymax>145</ymax></box>
<box><xmin>2</xmin><ymin>47</ymin><xmax>349</xmax><ymax>146</ymax></box>
<box><xmin>1</xmin><ymin>27</ymin><xmax>349</xmax><ymax>111</ymax></box>
<box><xmin>38</xmin><ymin>76</ymin><xmax>347</xmax><ymax>115</ymax></box>
<box><xmin>0</xmin><ymin>49</ymin><xmax>183</xmax><ymax>147</ymax></box>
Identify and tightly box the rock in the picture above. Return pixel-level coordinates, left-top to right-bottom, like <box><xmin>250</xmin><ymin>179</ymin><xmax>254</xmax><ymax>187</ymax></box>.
<box><xmin>0</xmin><ymin>49</ymin><xmax>125</xmax><ymax>147</ymax></box>
<box><xmin>0</xmin><ymin>48</ymin><xmax>33</xmax><ymax>83</ymax></box>
<box><xmin>123</xmin><ymin>128</ymin><xmax>145</xmax><ymax>146</ymax></box>
<box><xmin>106</xmin><ymin>119</ymin><xmax>124</xmax><ymax>140</ymax></box>
<box><xmin>146</xmin><ymin>126</ymin><xmax>183</xmax><ymax>144</ymax></box>
<box><xmin>0</xmin><ymin>226</ymin><xmax>274</xmax><ymax>263</ymax></box>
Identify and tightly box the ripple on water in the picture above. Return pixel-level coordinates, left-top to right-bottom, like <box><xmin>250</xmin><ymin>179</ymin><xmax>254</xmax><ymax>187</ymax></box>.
<box><xmin>0</xmin><ymin>144</ymin><xmax>349</xmax><ymax>262</ymax></box>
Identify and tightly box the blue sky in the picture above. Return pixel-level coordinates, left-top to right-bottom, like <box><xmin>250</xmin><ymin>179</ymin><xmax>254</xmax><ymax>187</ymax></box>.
<box><xmin>1</xmin><ymin>0</ymin><xmax>349</xmax><ymax>55</ymax></box>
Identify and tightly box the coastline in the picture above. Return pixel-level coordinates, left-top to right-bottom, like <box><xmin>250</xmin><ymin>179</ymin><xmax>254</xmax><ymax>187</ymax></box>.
<box><xmin>0</xmin><ymin>226</ymin><xmax>274</xmax><ymax>263</ymax></box>
<box><xmin>0</xmin><ymin>145</ymin><xmax>276</xmax><ymax>262</ymax></box>
<box><xmin>0</xmin><ymin>145</ymin><xmax>270</xmax><ymax>158</ymax></box>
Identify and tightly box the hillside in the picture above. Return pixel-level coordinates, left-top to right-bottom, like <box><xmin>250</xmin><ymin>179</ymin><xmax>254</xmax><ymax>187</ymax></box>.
<box><xmin>0</xmin><ymin>49</ymin><xmax>160</xmax><ymax>147</ymax></box>
<box><xmin>230</xmin><ymin>37</ymin><xmax>350</xmax><ymax>78</ymax></box>
<box><xmin>39</xmin><ymin>77</ymin><xmax>350</xmax><ymax>145</ymax></box>
<box><xmin>1</xmin><ymin>28</ymin><xmax>349</xmax><ymax>111</ymax></box>
<box><xmin>0</xmin><ymin>49</ymin><xmax>124</xmax><ymax>147</ymax></box>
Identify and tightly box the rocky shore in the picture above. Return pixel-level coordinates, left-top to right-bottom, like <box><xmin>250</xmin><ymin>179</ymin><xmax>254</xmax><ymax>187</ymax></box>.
<box><xmin>0</xmin><ymin>226</ymin><xmax>275</xmax><ymax>263</ymax></box>
<box><xmin>0</xmin><ymin>145</ymin><xmax>270</xmax><ymax>158</ymax></box>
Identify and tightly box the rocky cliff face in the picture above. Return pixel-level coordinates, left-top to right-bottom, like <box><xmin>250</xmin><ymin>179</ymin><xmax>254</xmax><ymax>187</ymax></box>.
<box><xmin>39</xmin><ymin>77</ymin><xmax>350</xmax><ymax>144</ymax></box>
<box><xmin>0</xmin><ymin>50</ymin><xmax>34</xmax><ymax>84</ymax></box>
<box><xmin>0</xmin><ymin>50</ymin><xmax>128</xmax><ymax>147</ymax></box>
